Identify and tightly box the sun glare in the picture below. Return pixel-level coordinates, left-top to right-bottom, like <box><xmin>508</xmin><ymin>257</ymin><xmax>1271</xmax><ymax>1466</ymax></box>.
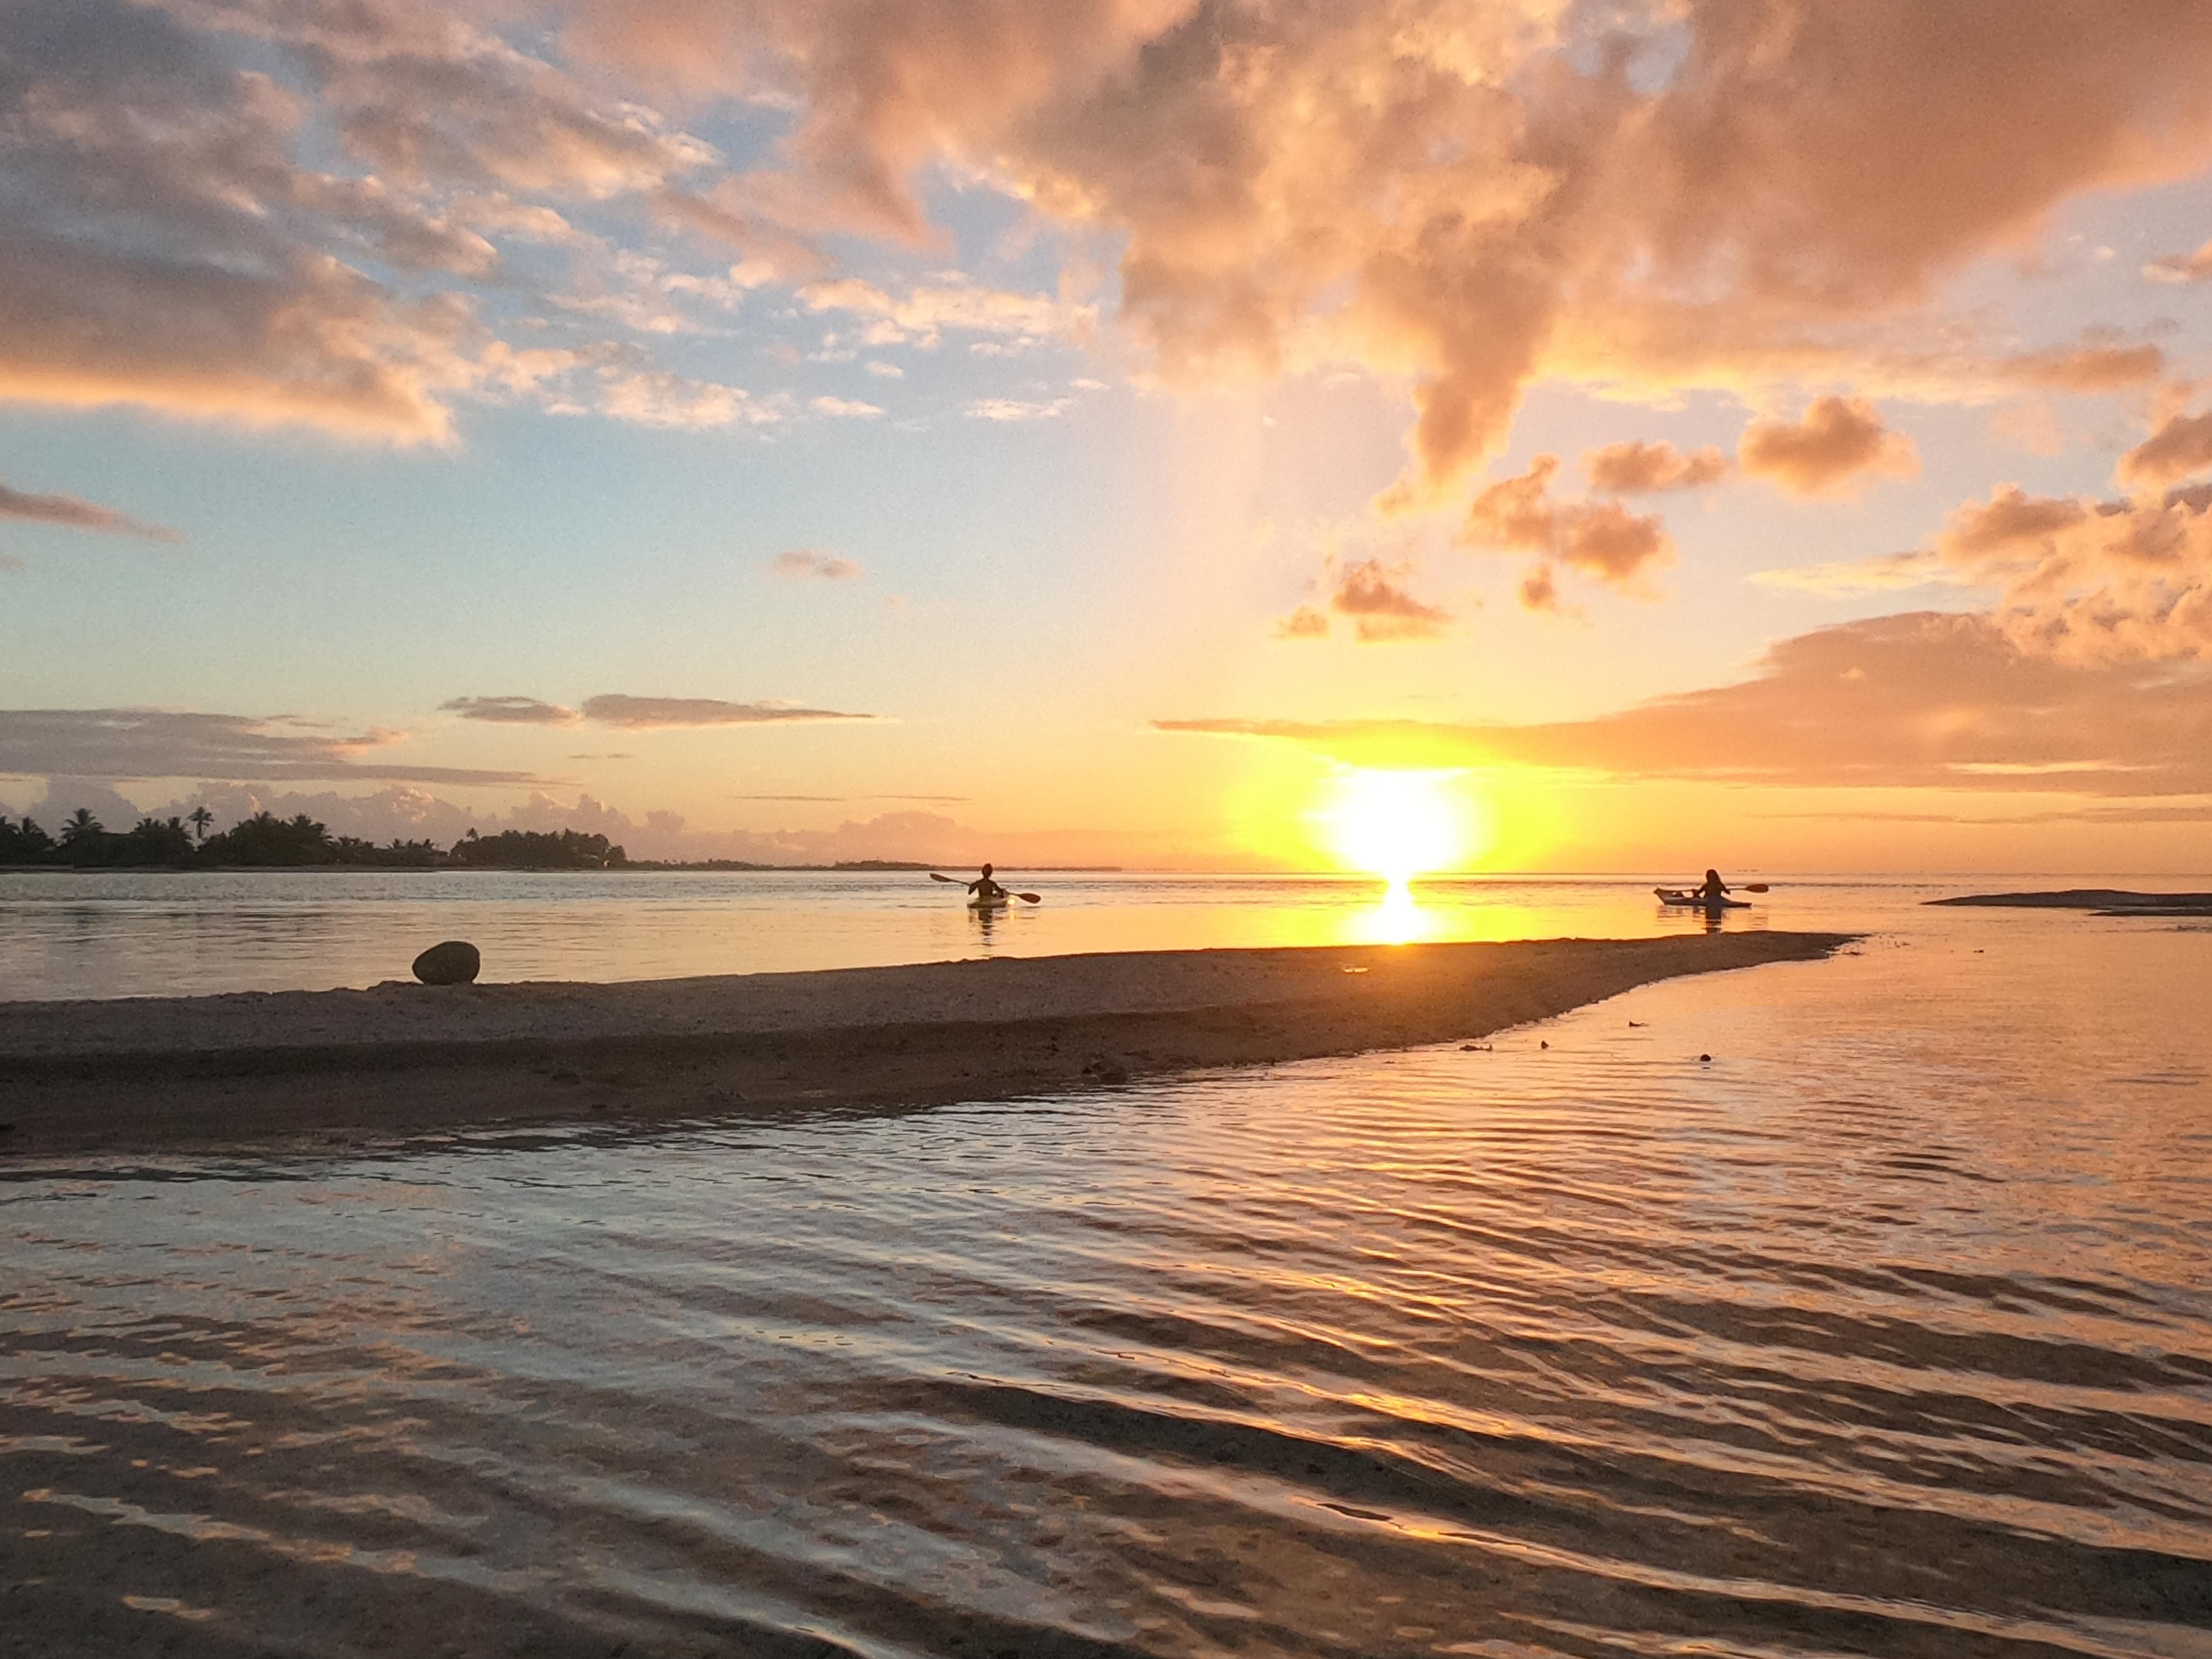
<box><xmin>1318</xmin><ymin>768</ymin><xmax>1480</xmax><ymax>883</ymax></box>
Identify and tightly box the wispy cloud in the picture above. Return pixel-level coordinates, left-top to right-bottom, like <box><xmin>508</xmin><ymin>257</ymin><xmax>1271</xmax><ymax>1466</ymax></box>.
<box><xmin>0</xmin><ymin>478</ymin><xmax>181</xmax><ymax>542</ymax></box>
<box><xmin>799</xmin><ymin>278</ymin><xmax>1092</xmax><ymax>349</ymax></box>
<box><xmin>577</xmin><ymin>695</ymin><xmax>876</xmax><ymax>728</ymax></box>
<box><xmin>0</xmin><ymin>708</ymin><xmax>543</xmax><ymax>785</ymax></box>
<box><xmin>966</xmin><ymin>397</ymin><xmax>1071</xmax><ymax>422</ymax></box>
<box><xmin>1749</xmin><ymin>551</ymin><xmax>1961</xmax><ymax>596</ymax></box>
<box><xmin>769</xmin><ymin>549</ymin><xmax>861</xmax><ymax>580</ymax></box>
<box><xmin>441</xmin><ymin>696</ymin><xmax>581</xmax><ymax>725</ymax></box>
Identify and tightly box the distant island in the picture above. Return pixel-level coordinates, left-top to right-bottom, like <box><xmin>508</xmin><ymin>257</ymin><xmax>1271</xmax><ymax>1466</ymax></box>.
<box><xmin>0</xmin><ymin>809</ymin><xmax>1117</xmax><ymax>875</ymax></box>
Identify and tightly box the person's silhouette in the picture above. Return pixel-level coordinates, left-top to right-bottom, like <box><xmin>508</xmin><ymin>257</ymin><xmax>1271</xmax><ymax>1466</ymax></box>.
<box><xmin>1694</xmin><ymin>868</ymin><xmax>1730</xmax><ymax>902</ymax></box>
<box><xmin>967</xmin><ymin>863</ymin><xmax>1008</xmax><ymax>903</ymax></box>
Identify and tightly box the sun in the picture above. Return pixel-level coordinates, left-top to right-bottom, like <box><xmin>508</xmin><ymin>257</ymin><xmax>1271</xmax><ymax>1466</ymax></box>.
<box><xmin>1317</xmin><ymin>768</ymin><xmax>1480</xmax><ymax>883</ymax></box>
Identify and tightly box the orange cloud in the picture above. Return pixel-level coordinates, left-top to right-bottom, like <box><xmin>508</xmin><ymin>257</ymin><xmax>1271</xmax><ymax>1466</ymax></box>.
<box><xmin>560</xmin><ymin>0</ymin><xmax>2212</xmax><ymax>502</ymax></box>
<box><xmin>1583</xmin><ymin>441</ymin><xmax>1730</xmax><ymax>495</ymax></box>
<box><xmin>10</xmin><ymin>0</ymin><xmax>2212</xmax><ymax>481</ymax></box>
<box><xmin>1158</xmin><ymin>612</ymin><xmax>2212</xmax><ymax>794</ymax></box>
<box><xmin>1739</xmin><ymin>397</ymin><xmax>1919</xmax><ymax>498</ymax></box>
<box><xmin>2146</xmin><ymin>239</ymin><xmax>2212</xmax><ymax>283</ymax></box>
<box><xmin>1461</xmin><ymin>456</ymin><xmax>1675</xmax><ymax>595</ymax></box>
<box><xmin>2116</xmin><ymin>411</ymin><xmax>2212</xmax><ymax>490</ymax></box>
<box><xmin>1329</xmin><ymin>559</ymin><xmax>1450</xmax><ymax>641</ymax></box>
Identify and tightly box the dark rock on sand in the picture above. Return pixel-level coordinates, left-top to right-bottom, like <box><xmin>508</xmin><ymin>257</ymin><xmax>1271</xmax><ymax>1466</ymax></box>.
<box><xmin>412</xmin><ymin>941</ymin><xmax>482</xmax><ymax>985</ymax></box>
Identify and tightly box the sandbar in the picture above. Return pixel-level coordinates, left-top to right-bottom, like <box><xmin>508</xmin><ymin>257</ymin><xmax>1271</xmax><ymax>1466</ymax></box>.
<box><xmin>0</xmin><ymin>933</ymin><xmax>1851</xmax><ymax>1155</ymax></box>
<box><xmin>1928</xmin><ymin>889</ymin><xmax>2212</xmax><ymax>912</ymax></box>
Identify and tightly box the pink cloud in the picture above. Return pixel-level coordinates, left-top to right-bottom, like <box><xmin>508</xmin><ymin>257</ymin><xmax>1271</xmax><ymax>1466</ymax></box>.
<box><xmin>1739</xmin><ymin>397</ymin><xmax>1919</xmax><ymax>498</ymax></box>
<box><xmin>1583</xmin><ymin>441</ymin><xmax>1730</xmax><ymax>495</ymax></box>
<box><xmin>1157</xmin><ymin>611</ymin><xmax>2212</xmax><ymax>795</ymax></box>
<box><xmin>2117</xmin><ymin>411</ymin><xmax>2212</xmax><ymax>491</ymax></box>
<box><xmin>1329</xmin><ymin>559</ymin><xmax>1449</xmax><ymax>641</ymax></box>
<box><xmin>1461</xmin><ymin>456</ymin><xmax>1675</xmax><ymax>596</ymax></box>
<box><xmin>770</xmin><ymin>549</ymin><xmax>862</xmax><ymax>579</ymax></box>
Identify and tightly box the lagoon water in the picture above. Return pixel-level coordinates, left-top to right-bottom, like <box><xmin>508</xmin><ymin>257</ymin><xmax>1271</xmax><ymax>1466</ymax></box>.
<box><xmin>6</xmin><ymin>867</ymin><xmax>2205</xmax><ymax>1003</ymax></box>
<box><xmin>2</xmin><ymin>883</ymin><xmax>2209</xmax><ymax>1655</ymax></box>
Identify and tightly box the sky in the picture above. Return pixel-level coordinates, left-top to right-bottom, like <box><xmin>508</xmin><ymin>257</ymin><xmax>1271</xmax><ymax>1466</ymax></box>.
<box><xmin>3</xmin><ymin>0</ymin><xmax>2212</xmax><ymax>873</ymax></box>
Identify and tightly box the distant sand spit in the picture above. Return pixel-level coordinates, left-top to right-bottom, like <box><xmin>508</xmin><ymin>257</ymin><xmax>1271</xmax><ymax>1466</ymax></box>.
<box><xmin>0</xmin><ymin>935</ymin><xmax>1851</xmax><ymax>1155</ymax></box>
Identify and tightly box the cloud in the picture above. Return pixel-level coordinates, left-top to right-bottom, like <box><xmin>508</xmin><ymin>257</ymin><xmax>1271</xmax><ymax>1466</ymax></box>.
<box><xmin>966</xmin><ymin>397</ymin><xmax>1070</xmax><ymax>421</ymax></box>
<box><xmin>1157</xmin><ymin>612</ymin><xmax>2212</xmax><ymax>795</ymax></box>
<box><xmin>810</xmin><ymin>395</ymin><xmax>882</xmax><ymax>418</ymax></box>
<box><xmin>565</xmin><ymin>0</ymin><xmax>2212</xmax><ymax>505</ymax></box>
<box><xmin>1739</xmin><ymin>397</ymin><xmax>1919</xmax><ymax>498</ymax></box>
<box><xmin>798</xmin><ymin>277</ymin><xmax>1092</xmax><ymax>348</ymax></box>
<box><xmin>2116</xmin><ymin>411</ymin><xmax>2212</xmax><ymax>491</ymax></box>
<box><xmin>9</xmin><ymin>0</ymin><xmax>2212</xmax><ymax>493</ymax></box>
<box><xmin>1518</xmin><ymin>564</ymin><xmax>1561</xmax><ymax>614</ymax></box>
<box><xmin>596</xmin><ymin>371</ymin><xmax>778</xmax><ymax>429</ymax></box>
<box><xmin>576</xmin><ymin>694</ymin><xmax>875</xmax><ymax>728</ymax></box>
<box><xmin>2001</xmin><ymin>342</ymin><xmax>2165</xmax><ymax>392</ymax></box>
<box><xmin>1276</xmin><ymin>603</ymin><xmax>1330</xmax><ymax>640</ymax></box>
<box><xmin>1460</xmin><ymin>456</ymin><xmax>1675</xmax><ymax>594</ymax></box>
<box><xmin>0</xmin><ymin>479</ymin><xmax>181</xmax><ymax>541</ymax></box>
<box><xmin>2145</xmin><ymin>239</ymin><xmax>2212</xmax><ymax>283</ymax></box>
<box><xmin>440</xmin><ymin>695</ymin><xmax>580</xmax><ymax>724</ymax></box>
<box><xmin>1583</xmin><ymin>442</ymin><xmax>1730</xmax><ymax>495</ymax></box>
<box><xmin>1926</xmin><ymin>483</ymin><xmax>2212</xmax><ymax>663</ymax></box>
<box><xmin>0</xmin><ymin>708</ymin><xmax>542</xmax><ymax>784</ymax></box>
<box><xmin>1329</xmin><ymin>559</ymin><xmax>1449</xmax><ymax>641</ymax></box>
<box><xmin>1750</xmin><ymin>551</ymin><xmax>1959</xmax><ymax>596</ymax></box>
<box><xmin>769</xmin><ymin>549</ymin><xmax>861</xmax><ymax>580</ymax></box>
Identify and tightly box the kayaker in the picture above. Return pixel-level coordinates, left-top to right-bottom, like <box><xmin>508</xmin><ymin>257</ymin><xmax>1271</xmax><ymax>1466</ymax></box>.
<box><xmin>1694</xmin><ymin>868</ymin><xmax>1730</xmax><ymax>903</ymax></box>
<box><xmin>968</xmin><ymin>864</ymin><xmax>1008</xmax><ymax>904</ymax></box>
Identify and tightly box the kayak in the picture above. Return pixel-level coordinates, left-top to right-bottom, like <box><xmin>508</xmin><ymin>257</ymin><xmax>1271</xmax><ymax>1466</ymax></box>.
<box><xmin>1655</xmin><ymin>887</ymin><xmax>1749</xmax><ymax>909</ymax></box>
<box><xmin>968</xmin><ymin>895</ymin><xmax>1013</xmax><ymax>911</ymax></box>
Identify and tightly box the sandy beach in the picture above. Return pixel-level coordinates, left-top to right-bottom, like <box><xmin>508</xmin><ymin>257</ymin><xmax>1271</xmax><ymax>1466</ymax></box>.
<box><xmin>0</xmin><ymin>932</ymin><xmax>1848</xmax><ymax>1154</ymax></box>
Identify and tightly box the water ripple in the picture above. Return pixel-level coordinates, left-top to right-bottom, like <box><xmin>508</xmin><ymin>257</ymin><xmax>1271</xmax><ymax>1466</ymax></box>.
<box><xmin>4</xmin><ymin>925</ymin><xmax>2210</xmax><ymax>1656</ymax></box>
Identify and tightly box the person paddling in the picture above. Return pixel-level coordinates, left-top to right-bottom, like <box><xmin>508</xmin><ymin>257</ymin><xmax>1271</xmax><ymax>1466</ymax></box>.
<box><xmin>968</xmin><ymin>863</ymin><xmax>1009</xmax><ymax>904</ymax></box>
<box><xmin>1693</xmin><ymin>868</ymin><xmax>1730</xmax><ymax>904</ymax></box>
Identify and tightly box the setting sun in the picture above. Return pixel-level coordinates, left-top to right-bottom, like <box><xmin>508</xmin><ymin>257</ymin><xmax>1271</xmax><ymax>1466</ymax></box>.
<box><xmin>1317</xmin><ymin>768</ymin><xmax>1485</xmax><ymax>881</ymax></box>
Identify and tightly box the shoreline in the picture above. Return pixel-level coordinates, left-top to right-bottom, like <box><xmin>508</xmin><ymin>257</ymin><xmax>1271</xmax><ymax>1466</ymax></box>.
<box><xmin>0</xmin><ymin>933</ymin><xmax>1853</xmax><ymax>1155</ymax></box>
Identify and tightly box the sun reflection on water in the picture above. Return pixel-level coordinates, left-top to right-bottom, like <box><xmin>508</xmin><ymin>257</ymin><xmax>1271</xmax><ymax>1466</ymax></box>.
<box><xmin>1353</xmin><ymin>878</ymin><xmax>1435</xmax><ymax>945</ymax></box>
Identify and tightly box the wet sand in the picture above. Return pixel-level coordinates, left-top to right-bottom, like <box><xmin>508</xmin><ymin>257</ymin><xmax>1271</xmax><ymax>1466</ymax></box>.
<box><xmin>0</xmin><ymin>933</ymin><xmax>1850</xmax><ymax>1154</ymax></box>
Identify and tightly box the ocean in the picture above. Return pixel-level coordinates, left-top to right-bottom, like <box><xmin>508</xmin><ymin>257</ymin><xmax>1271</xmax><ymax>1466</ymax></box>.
<box><xmin>1</xmin><ymin>877</ymin><xmax>2207</xmax><ymax>1655</ymax></box>
<box><xmin>3</xmin><ymin>867</ymin><xmax>2200</xmax><ymax>1002</ymax></box>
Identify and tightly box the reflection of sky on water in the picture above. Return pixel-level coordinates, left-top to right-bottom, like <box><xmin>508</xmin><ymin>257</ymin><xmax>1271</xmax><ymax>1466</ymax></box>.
<box><xmin>2</xmin><ymin>919</ymin><xmax>2206</xmax><ymax>1655</ymax></box>
<box><xmin>0</xmin><ymin>869</ymin><xmax>2200</xmax><ymax>1000</ymax></box>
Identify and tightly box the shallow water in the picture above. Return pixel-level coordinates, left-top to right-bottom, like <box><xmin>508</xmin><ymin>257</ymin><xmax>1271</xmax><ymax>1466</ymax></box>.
<box><xmin>3</xmin><ymin>867</ymin><xmax>2200</xmax><ymax>1000</ymax></box>
<box><xmin>3</xmin><ymin>912</ymin><xmax>2209</xmax><ymax>1656</ymax></box>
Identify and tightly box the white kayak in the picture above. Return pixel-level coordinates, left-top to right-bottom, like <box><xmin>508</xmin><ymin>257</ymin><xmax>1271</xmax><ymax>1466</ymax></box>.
<box><xmin>1655</xmin><ymin>887</ymin><xmax>1749</xmax><ymax>909</ymax></box>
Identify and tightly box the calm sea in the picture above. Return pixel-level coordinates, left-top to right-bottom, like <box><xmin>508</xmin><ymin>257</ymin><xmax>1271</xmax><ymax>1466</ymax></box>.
<box><xmin>1</xmin><ymin>879</ymin><xmax>2208</xmax><ymax>1656</ymax></box>
<box><xmin>6</xmin><ymin>867</ymin><xmax>2206</xmax><ymax>1001</ymax></box>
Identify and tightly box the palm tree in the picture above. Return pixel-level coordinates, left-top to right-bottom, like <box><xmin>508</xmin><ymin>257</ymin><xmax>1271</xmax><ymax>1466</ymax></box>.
<box><xmin>187</xmin><ymin>806</ymin><xmax>214</xmax><ymax>842</ymax></box>
<box><xmin>59</xmin><ymin>807</ymin><xmax>102</xmax><ymax>847</ymax></box>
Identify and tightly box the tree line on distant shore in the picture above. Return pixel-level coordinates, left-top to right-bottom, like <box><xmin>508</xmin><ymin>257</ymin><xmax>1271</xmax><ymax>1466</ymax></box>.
<box><xmin>0</xmin><ymin>809</ymin><xmax>627</xmax><ymax>870</ymax></box>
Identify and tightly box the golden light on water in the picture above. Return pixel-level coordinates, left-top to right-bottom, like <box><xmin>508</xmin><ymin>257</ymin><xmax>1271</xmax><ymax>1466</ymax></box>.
<box><xmin>1317</xmin><ymin>768</ymin><xmax>1486</xmax><ymax>882</ymax></box>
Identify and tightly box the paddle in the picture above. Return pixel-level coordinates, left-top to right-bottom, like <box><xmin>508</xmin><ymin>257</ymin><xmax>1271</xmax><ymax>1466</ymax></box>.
<box><xmin>1745</xmin><ymin>883</ymin><xmax>1770</xmax><ymax>893</ymax></box>
<box><xmin>929</xmin><ymin>871</ymin><xmax>1043</xmax><ymax>904</ymax></box>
